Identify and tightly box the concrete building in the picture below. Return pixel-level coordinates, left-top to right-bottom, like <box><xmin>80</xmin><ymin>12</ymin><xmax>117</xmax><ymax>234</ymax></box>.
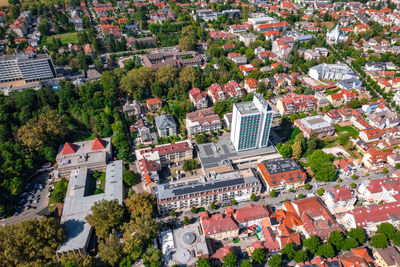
<box><xmin>0</xmin><ymin>53</ymin><xmax>56</xmax><ymax>84</ymax></box>
<box><xmin>161</xmin><ymin>223</ymin><xmax>209</xmax><ymax>266</ymax></box>
<box><xmin>294</xmin><ymin>115</ymin><xmax>335</xmax><ymax>138</ymax></box>
<box><xmin>230</xmin><ymin>94</ymin><xmax>274</xmax><ymax>151</ymax></box>
<box><xmin>135</xmin><ymin>140</ymin><xmax>193</xmax><ymax>167</ymax></box>
<box><xmin>56</xmin><ymin>160</ymin><xmax>123</xmax><ymax>256</ymax></box>
<box><xmin>56</xmin><ymin>138</ymin><xmax>112</xmax><ymax>177</ymax></box>
<box><xmin>155</xmin><ymin>114</ymin><xmax>177</xmax><ymax>138</ymax></box>
<box><xmin>185</xmin><ymin>108</ymin><xmax>222</xmax><ymax>136</ymax></box>
<box><xmin>257</xmin><ymin>158</ymin><xmax>307</xmax><ymax>192</ymax></box>
<box><xmin>155</xmin><ymin>169</ymin><xmax>262</xmax><ymax>215</ymax></box>
<box><xmin>309</xmin><ymin>63</ymin><xmax>355</xmax><ymax>81</ymax></box>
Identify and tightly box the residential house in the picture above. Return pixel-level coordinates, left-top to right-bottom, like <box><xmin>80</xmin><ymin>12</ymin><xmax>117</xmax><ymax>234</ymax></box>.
<box><xmin>200</xmin><ymin>212</ymin><xmax>239</xmax><ymax>240</ymax></box>
<box><xmin>130</xmin><ymin>119</ymin><xmax>152</xmax><ymax>143</ymax></box>
<box><xmin>189</xmin><ymin>88</ymin><xmax>208</xmax><ymax>109</ymax></box>
<box><xmin>358</xmin><ymin>177</ymin><xmax>400</xmax><ymax>204</ymax></box>
<box><xmin>155</xmin><ymin>114</ymin><xmax>177</xmax><ymax>138</ymax></box>
<box><xmin>244</xmin><ymin>78</ymin><xmax>258</xmax><ymax>93</ymax></box>
<box><xmin>339</xmin><ymin>201</ymin><xmax>400</xmax><ymax>233</ymax></box>
<box><xmin>137</xmin><ymin>158</ymin><xmax>160</xmax><ymax>191</ymax></box>
<box><xmin>362</xmin><ymin>147</ymin><xmax>388</xmax><ymax>169</ymax></box>
<box><xmin>276</xmin><ymin>93</ymin><xmax>317</xmax><ymax>115</ymax></box>
<box><xmin>326</xmin><ymin>89</ymin><xmax>357</xmax><ymax>107</ymax></box>
<box><xmin>334</xmin><ymin>158</ymin><xmax>360</xmax><ymax>176</ymax></box>
<box><xmin>229</xmin><ymin>204</ymin><xmax>270</xmax><ymax>228</ymax></box>
<box><xmin>135</xmin><ymin>140</ymin><xmax>193</xmax><ymax>167</ymax></box>
<box><xmin>185</xmin><ymin>108</ymin><xmax>222</xmax><ymax>136</ymax></box>
<box><xmin>374</xmin><ymin>246</ymin><xmax>400</xmax><ymax>267</ymax></box>
<box><xmin>123</xmin><ymin>99</ymin><xmax>143</xmax><ymax>117</ymax></box>
<box><xmin>239</xmin><ymin>64</ymin><xmax>258</xmax><ymax>75</ymax></box>
<box><xmin>368</xmin><ymin>110</ymin><xmax>400</xmax><ymax>129</ymax></box>
<box><xmin>146</xmin><ymin>97</ymin><xmax>162</xmax><ymax>112</ymax></box>
<box><xmin>339</xmin><ymin>247</ymin><xmax>376</xmax><ymax>267</ymax></box>
<box><xmin>283</xmin><ymin>197</ymin><xmax>344</xmax><ymax>239</ymax></box>
<box><xmin>322</xmin><ymin>186</ymin><xmax>357</xmax><ymax>214</ymax></box>
<box><xmin>257</xmin><ymin>158</ymin><xmax>307</xmax><ymax>192</ymax></box>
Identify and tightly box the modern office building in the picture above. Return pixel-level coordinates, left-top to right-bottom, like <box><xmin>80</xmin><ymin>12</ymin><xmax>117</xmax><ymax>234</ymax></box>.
<box><xmin>0</xmin><ymin>53</ymin><xmax>56</xmax><ymax>83</ymax></box>
<box><xmin>230</xmin><ymin>93</ymin><xmax>274</xmax><ymax>151</ymax></box>
<box><xmin>155</xmin><ymin>168</ymin><xmax>262</xmax><ymax>215</ymax></box>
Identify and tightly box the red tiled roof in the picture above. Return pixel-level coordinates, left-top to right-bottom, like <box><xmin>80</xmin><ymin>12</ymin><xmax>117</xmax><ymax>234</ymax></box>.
<box><xmin>62</xmin><ymin>142</ymin><xmax>77</xmax><ymax>155</ymax></box>
<box><xmin>189</xmin><ymin>87</ymin><xmax>207</xmax><ymax>103</ymax></box>
<box><xmin>234</xmin><ymin>204</ymin><xmax>270</xmax><ymax>223</ymax></box>
<box><xmin>351</xmin><ymin>201</ymin><xmax>400</xmax><ymax>227</ymax></box>
<box><xmin>326</xmin><ymin>186</ymin><xmax>354</xmax><ymax>202</ymax></box>
<box><xmin>146</xmin><ymin>97</ymin><xmax>162</xmax><ymax>105</ymax></box>
<box><xmin>91</xmin><ymin>138</ymin><xmax>106</xmax><ymax>150</ymax></box>
<box><xmin>257</xmin><ymin>21</ymin><xmax>289</xmax><ymax>30</ymax></box>
<box><xmin>139</xmin><ymin>141</ymin><xmax>192</xmax><ymax>156</ymax></box>
<box><xmin>211</xmin><ymin>246</ymin><xmax>234</xmax><ymax>261</ymax></box>
<box><xmin>201</xmin><ymin>212</ymin><xmax>239</xmax><ymax>236</ymax></box>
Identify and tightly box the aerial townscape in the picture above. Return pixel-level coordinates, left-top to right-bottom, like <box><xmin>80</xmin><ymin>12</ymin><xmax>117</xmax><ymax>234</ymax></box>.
<box><xmin>3</xmin><ymin>0</ymin><xmax>400</xmax><ymax>267</ymax></box>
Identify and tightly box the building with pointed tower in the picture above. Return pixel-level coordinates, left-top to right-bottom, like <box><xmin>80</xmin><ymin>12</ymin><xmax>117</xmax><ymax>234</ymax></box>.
<box><xmin>56</xmin><ymin>137</ymin><xmax>112</xmax><ymax>177</ymax></box>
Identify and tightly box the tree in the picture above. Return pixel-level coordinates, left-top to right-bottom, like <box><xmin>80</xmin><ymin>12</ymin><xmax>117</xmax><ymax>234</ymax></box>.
<box><xmin>170</xmin><ymin>210</ymin><xmax>176</xmax><ymax>217</ymax></box>
<box><xmin>197</xmin><ymin>257</ymin><xmax>212</xmax><ymax>267</ymax></box>
<box><xmin>338</xmin><ymin>134</ymin><xmax>350</xmax><ymax>146</ymax></box>
<box><xmin>125</xmin><ymin>193</ymin><xmax>156</xmax><ymax>218</ymax></box>
<box><xmin>392</xmin><ymin>232</ymin><xmax>400</xmax><ymax>246</ymax></box>
<box><xmin>294</xmin><ymin>250</ymin><xmax>309</xmax><ymax>263</ymax></box>
<box><xmin>292</xmin><ymin>133</ymin><xmax>305</xmax><ymax>158</ymax></box>
<box><xmin>304</xmin><ymin>183</ymin><xmax>311</xmax><ymax>190</ymax></box>
<box><xmin>0</xmin><ymin>217</ymin><xmax>65</xmax><ymax>266</ymax></box>
<box><xmin>223</xmin><ymin>252</ymin><xmax>237</xmax><ymax>267</ymax></box>
<box><xmin>383</xmin><ymin>168</ymin><xmax>389</xmax><ymax>174</ymax></box>
<box><xmin>156</xmin><ymin>65</ymin><xmax>178</xmax><ymax>85</ymax></box>
<box><xmin>279</xmin><ymin>144</ymin><xmax>293</xmax><ymax>158</ymax></box>
<box><xmin>347</xmin><ymin>227</ymin><xmax>366</xmax><ymax>244</ymax></box>
<box><xmin>239</xmin><ymin>260</ymin><xmax>253</xmax><ymax>267</ymax></box>
<box><xmin>317</xmin><ymin>188</ymin><xmax>325</xmax><ymax>196</ymax></box>
<box><xmin>179</xmin><ymin>66</ymin><xmax>196</xmax><ymax>90</ymax></box>
<box><xmin>317</xmin><ymin>243</ymin><xmax>335</xmax><ymax>258</ymax></box>
<box><xmin>270</xmin><ymin>189</ymin><xmax>276</xmax><ymax>197</ymax></box>
<box><xmin>231</xmin><ymin>199</ymin><xmax>237</xmax><ymax>205</ymax></box>
<box><xmin>120</xmin><ymin>67</ymin><xmax>155</xmax><ymax>100</ymax></box>
<box><xmin>183</xmin><ymin>216</ymin><xmax>190</xmax><ymax>225</ymax></box>
<box><xmin>303</xmin><ymin>236</ymin><xmax>321</xmax><ymax>254</ymax></box>
<box><xmin>250</xmin><ymin>193</ymin><xmax>257</xmax><ymax>201</ymax></box>
<box><xmin>350</xmin><ymin>182</ymin><xmax>356</xmax><ymax>188</ymax></box>
<box><xmin>123</xmin><ymin>170</ymin><xmax>138</xmax><ymax>186</ymax></box>
<box><xmin>370</xmin><ymin>233</ymin><xmax>389</xmax><ymax>248</ymax></box>
<box><xmin>211</xmin><ymin>202</ymin><xmax>217</xmax><ymax>209</ymax></box>
<box><xmin>142</xmin><ymin>246</ymin><xmax>162</xmax><ymax>267</ymax></box>
<box><xmin>282</xmin><ymin>243</ymin><xmax>296</xmax><ymax>260</ymax></box>
<box><xmin>351</xmin><ymin>174</ymin><xmax>358</xmax><ymax>180</ymax></box>
<box><xmin>17</xmin><ymin>110</ymin><xmax>69</xmax><ymax>152</ymax></box>
<box><xmin>183</xmin><ymin>159</ymin><xmax>198</xmax><ymax>172</ymax></box>
<box><xmin>268</xmin><ymin>254</ymin><xmax>282</xmax><ymax>267</ymax></box>
<box><xmin>342</xmin><ymin>238</ymin><xmax>359</xmax><ymax>251</ymax></box>
<box><xmin>191</xmin><ymin>206</ymin><xmax>197</xmax><ymax>214</ymax></box>
<box><xmin>308</xmin><ymin>150</ymin><xmax>336</xmax><ymax>182</ymax></box>
<box><xmin>251</xmin><ymin>248</ymin><xmax>266</xmax><ymax>265</ymax></box>
<box><xmin>86</xmin><ymin>199</ymin><xmax>125</xmax><ymax>240</ymax></box>
<box><xmin>395</xmin><ymin>163</ymin><xmax>400</xmax><ymax>169</ymax></box>
<box><xmin>50</xmin><ymin>178</ymin><xmax>68</xmax><ymax>203</ymax></box>
<box><xmin>98</xmin><ymin>236</ymin><xmax>123</xmax><ymax>266</ymax></box>
<box><xmin>377</xmin><ymin>222</ymin><xmax>397</xmax><ymax>239</ymax></box>
<box><xmin>328</xmin><ymin>231</ymin><xmax>344</xmax><ymax>251</ymax></box>
<box><xmin>179</xmin><ymin>36</ymin><xmax>196</xmax><ymax>51</ymax></box>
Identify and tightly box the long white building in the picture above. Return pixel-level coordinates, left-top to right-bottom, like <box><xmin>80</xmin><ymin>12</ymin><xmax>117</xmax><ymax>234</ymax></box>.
<box><xmin>309</xmin><ymin>63</ymin><xmax>355</xmax><ymax>81</ymax></box>
<box><xmin>230</xmin><ymin>93</ymin><xmax>274</xmax><ymax>151</ymax></box>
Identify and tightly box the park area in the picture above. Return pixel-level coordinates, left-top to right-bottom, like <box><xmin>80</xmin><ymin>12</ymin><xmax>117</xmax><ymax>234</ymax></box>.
<box><xmin>333</xmin><ymin>124</ymin><xmax>359</xmax><ymax>137</ymax></box>
<box><xmin>45</xmin><ymin>32</ymin><xmax>79</xmax><ymax>46</ymax></box>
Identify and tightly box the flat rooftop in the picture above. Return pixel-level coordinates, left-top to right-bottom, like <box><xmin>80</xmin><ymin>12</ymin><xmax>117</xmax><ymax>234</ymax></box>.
<box><xmin>259</xmin><ymin>158</ymin><xmax>301</xmax><ymax>175</ymax></box>
<box><xmin>197</xmin><ymin>135</ymin><xmax>276</xmax><ymax>172</ymax></box>
<box><xmin>155</xmin><ymin>169</ymin><xmax>259</xmax><ymax>201</ymax></box>
<box><xmin>57</xmin><ymin>160</ymin><xmax>123</xmax><ymax>254</ymax></box>
<box><xmin>300</xmin><ymin>115</ymin><xmax>331</xmax><ymax>130</ymax></box>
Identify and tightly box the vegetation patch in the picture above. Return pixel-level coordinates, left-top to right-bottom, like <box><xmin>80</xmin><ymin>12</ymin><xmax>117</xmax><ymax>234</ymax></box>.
<box><xmin>333</xmin><ymin>124</ymin><xmax>359</xmax><ymax>137</ymax></box>
<box><xmin>46</xmin><ymin>32</ymin><xmax>79</xmax><ymax>46</ymax></box>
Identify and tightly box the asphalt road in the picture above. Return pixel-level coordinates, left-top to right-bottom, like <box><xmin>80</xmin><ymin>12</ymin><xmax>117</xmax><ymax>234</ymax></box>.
<box><xmin>0</xmin><ymin>172</ymin><xmax>51</xmax><ymax>226</ymax></box>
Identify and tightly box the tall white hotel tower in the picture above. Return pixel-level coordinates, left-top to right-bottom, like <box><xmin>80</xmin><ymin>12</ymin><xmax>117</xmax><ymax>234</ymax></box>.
<box><xmin>230</xmin><ymin>93</ymin><xmax>274</xmax><ymax>151</ymax></box>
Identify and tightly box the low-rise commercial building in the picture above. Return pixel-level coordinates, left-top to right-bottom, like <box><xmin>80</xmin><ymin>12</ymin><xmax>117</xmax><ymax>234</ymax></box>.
<box><xmin>257</xmin><ymin>158</ymin><xmax>307</xmax><ymax>192</ymax></box>
<box><xmin>294</xmin><ymin>115</ymin><xmax>335</xmax><ymax>138</ymax></box>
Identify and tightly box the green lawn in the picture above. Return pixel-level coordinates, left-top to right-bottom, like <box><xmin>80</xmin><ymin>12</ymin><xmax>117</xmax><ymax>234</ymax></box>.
<box><xmin>46</xmin><ymin>32</ymin><xmax>79</xmax><ymax>46</ymax></box>
<box><xmin>333</xmin><ymin>124</ymin><xmax>359</xmax><ymax>137</ymax></box>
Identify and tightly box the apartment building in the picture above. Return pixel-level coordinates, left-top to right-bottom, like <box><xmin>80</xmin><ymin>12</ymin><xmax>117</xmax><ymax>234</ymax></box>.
<box><xmin>155</xmin><ymin>114</ymin><xmax>177</xmax><ymax>138</ymax></box>
<box><xmin>230</xmin><ymin>94</ymin><xmax>274</xmax><ymax>151</ymax></box>
<box><xmin>276</xmin><ymin>93</ymin><xmax>317</xmax><ymax>115</ymax></box>
<box><xmin>309</xmin><ymin>63</ymin><xmax>355</xmax><ymax>81</ymax></box>
<box><xmin>185</xmin><ymin>108</ymin><xmax>222</xmax><ymax>136</ymax></box>
<box><xmin>200</xmin><ymin>212</ymin><xmax>239</xmax><ymax>241</ymax></box>
<box><xmin>135</xmin><ymin>140</ymin><xmax>193</xmax><ymax>167</ymax></box>
<box><xmin>322</xmin><ymin>186</ymin><xmax>357</xmax><ymax>214</ymax></box>
<box><xmin>189</xmin><ymin>87</ymin><xmax>208</xmax><ymax>109</ymax></box>
<box><xmin>155</xmin><ymin>169</ymin><xmax>262</xmax><ymax>215</ymax></box>
<box><xmin>294</xmin><ymin>115</ymin><xmax>335</xmax><ymax>138</ymax></box>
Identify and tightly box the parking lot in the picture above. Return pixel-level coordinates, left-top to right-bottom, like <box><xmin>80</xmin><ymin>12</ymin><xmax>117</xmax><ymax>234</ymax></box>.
<box><xmin>0</xmin><ymin>172</ymin><xmax>51</xmax><ymax>226</ymax></box>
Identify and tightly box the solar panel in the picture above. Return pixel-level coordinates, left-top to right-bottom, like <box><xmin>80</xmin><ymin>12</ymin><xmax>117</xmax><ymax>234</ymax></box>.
<box><xmin>172</xmin><ymin>178</ymin><xmax>245</xmax><ymax>196</ymax></box>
